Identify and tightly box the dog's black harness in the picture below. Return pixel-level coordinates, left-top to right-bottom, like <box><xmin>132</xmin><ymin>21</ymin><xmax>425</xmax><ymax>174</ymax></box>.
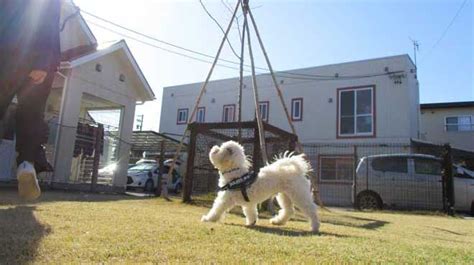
<box><xmin>217</xmin><ymin>171</ymin><xmax>257</xmax><ymax>202</ymax></box>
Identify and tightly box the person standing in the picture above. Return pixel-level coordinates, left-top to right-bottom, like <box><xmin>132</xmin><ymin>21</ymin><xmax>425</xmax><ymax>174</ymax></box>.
<box><xmin>0</xmin><ymin>0</ymin><xmax>62</xmax><ymax>200</ymax></box>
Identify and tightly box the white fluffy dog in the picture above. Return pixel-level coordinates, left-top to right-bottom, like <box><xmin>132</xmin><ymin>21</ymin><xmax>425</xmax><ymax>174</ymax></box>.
<box><xmin>201</xmin><ymin>141</ymin><xmax>320</xmax><ymax>232</ymax></box>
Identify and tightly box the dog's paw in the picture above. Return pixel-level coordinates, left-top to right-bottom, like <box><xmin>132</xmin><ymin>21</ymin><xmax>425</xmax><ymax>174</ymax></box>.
<box><xmin>269</xmin><ymin>217</ymin><xmax>284</xmax><ymax>226</ymax></box>
<box><xmin>246</xmin><ymin>220</ymin><xmax>257</xmax><ymax>226</ymax></box>
<box><xmin>201</xmin><ymin>215</ymin><xmax>209</xmax><ymax>222</ymax></box>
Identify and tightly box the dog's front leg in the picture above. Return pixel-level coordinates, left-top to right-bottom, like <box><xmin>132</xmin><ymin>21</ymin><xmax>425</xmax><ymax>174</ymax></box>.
<box><xmin>201</xmin><ymin>193</ymin><xmax>234</xmax><ymax>222</ymax></box>
<box><xmin>242</xmin><ymin>205</ymin><xmax>258</xmax><ymax>226</ymax></box>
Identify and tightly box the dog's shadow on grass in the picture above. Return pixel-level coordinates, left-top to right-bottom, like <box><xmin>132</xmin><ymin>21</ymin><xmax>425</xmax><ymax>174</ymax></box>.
<box><xmin>0</xmin><ymin>206</ymin><xmax>50</xmax><ymax>264</ymax></box>
<box><xmin>321</xmin><ymin>215</ymin><xmax>389</xmax><ymax>230</ymax></box>
<box><xmin>226</xmin><ymin>223</ymin><xmax>352</xmax><ymax>238</ymax></box>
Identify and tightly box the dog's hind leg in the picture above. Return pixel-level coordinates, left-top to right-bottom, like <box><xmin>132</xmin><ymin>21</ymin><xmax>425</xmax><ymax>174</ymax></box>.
<box><xmin>288</xmin><ymin>191</ymin><xmax>320</xmax><ymax>232</ymax></box>
<box><xmin>270</xmin><ymin>193</ymin><xmax>295</xmax><ymax>226</ymax></box>
<box><xmin>242</xmin><ymin>205</ymin><xmax>258</xmax><ymax>226</ymax></box>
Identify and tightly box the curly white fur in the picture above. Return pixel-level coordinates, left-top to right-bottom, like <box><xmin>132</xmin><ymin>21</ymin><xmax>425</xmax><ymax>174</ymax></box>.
<box><xmin>201</xmin><ymin>141</ymin><xmax>320</xmax><ymax>232</ymax></box>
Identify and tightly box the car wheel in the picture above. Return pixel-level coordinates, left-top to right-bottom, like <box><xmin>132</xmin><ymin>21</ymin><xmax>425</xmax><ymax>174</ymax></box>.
<box><xmin>144</xmin><ymin>180</ymin><xmax>154</xmax><ymax>192</ymax></box>
<box><xmin>356</xmin><ymin>191</ymin><xmax>383</xmax><ymax>211</ymax></box>
<box><xmin>174</xmin><ymin>184</ymin><xmax>182</xmax><ymax>194</ymax></box>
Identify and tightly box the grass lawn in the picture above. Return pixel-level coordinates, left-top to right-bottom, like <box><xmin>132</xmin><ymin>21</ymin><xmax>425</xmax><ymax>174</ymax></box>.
<box><xmin>0</xmin><ymin>188</ymin><xmax>473</xmax><ymax>264</ymax></box>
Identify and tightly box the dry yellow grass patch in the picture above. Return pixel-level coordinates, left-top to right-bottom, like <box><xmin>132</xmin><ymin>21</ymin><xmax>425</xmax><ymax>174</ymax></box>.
<box><xmin>0</xmin><ymin>189</ymin><xmax>473</xmax><ymax>264</ymax></box>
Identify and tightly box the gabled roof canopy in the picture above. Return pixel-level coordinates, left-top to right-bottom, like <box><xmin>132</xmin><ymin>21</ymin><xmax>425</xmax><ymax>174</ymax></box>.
<box><xmin>67</xmin><ymin>40</ymin><xmax>155</xmax><ymax>102</ymax></box>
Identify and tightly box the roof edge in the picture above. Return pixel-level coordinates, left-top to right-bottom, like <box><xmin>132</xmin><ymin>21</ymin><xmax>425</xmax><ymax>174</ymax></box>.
<box><xmin>421</xmin><ymin>101</ymin><xmax>474</xmax><ymax>109</ymax></box>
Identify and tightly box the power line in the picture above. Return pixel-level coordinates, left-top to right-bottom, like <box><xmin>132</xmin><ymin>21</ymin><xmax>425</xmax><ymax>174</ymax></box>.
<box><xmin>83</xmin><ymin>11</ymin><xmax>405</xmax><ymax>81</ymax></box>
<box><xmin>81</xmin><ymin>9</ymin><xmax>258</xmax><ymax>70</ymax></box>
<box><xmin>85</xmin><ymin>20</ymin><xmax>244</xmax><ymax>72</ymax></box>
<box><xmin>423</xmin><ymin>0</ymin><xmax>469</xmax><ymax>61</ymax></box>
<box><xmin>199</xmin><ymin>0</ymin><xmax>241</xmax><ymax>59</ymax></box>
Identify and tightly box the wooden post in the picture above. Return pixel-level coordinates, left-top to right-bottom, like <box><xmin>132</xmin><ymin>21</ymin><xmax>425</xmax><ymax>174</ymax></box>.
<box><xmin>183</xmin><ymin>124</ymin><xmax>197</xmax><ymax>203</ymax></box>
<box><xmin>91</xmin><ymin>124</ymin><xmax>103</xmax><ymax>192</ymax></box>
<box><xmin>244</xmin><ymin>13</ymin><xmax>268</xmax><ymax>165</ymax></box>
<box><xmin>252</xmin><ymin>121</ymin><xmax>260</xmax><ymax>172</ymax></box>
<box><xmin>237</xmin><ymin>12</ymin><xmax>247</xmax><ymax>142</ymax></box>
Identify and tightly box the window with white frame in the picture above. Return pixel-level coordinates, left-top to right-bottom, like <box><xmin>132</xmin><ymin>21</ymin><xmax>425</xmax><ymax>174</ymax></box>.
<box><xmin>222</xmin><ymin>104</ymin><xmax>235</xmax><ymax>122</ymax></box>
<box><xmin>291</xmin><ymin>98</ymin><xmax>303</xmax><ymax>121</ymax></box>
<box><xmin>258</xmin><ymin>101</ymin><xmax>269</xmax><ymax>122</ymax></box>
<box><xmin>338</xmin><ymin>86</ymin><xmax>374</xmax><ymax>137</ymax></box>
<box><xmin>177</xmin><ymin>108</ymin><xmax>188</xmax><ymax>124</ymax></box>
<box><xmin>320</xmin><ymin>156</ymin><xmax>354</xmax><ymax>182</ymax></box>
<box><xmin>445</xmin><ymin>116</ymin><xmax>473</xmax><ymax>132</ymax></box>
<box><xmin>196</xmin><ymin>107</ymin><xmax>205</xmax><ymax>123</ymax></box>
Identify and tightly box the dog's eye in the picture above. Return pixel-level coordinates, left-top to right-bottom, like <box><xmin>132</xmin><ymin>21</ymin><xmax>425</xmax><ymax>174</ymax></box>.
<box><xmin>226</xmin><ymin>147</ymin><xmax>233</xmax><ymax>155</ymax></box>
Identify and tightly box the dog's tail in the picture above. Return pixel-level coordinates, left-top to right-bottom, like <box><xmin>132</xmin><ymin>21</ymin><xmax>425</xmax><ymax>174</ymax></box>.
<box><xmin>260</xmin><ymin>151</ymin><xmax>312</xmax><ymax>178</ymax></box>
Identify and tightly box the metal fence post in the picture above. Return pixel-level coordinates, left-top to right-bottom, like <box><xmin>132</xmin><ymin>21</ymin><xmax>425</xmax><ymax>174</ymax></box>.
<box><xmin>91</xmin><ymin>124</ymin><xmax>103</xmax><ymax>192</ymax></box>
<box><xmin>442</xmin><ymin>144</ymin><xmax>455</xmax><ymax>215</ymax></box>
<box><xmin>156</xmin><ymin>141</ymin><xmax>165</xmax><ymax>197</ymax></box>
<box><xmin>353</xmin><ymin>145</ymin><xmax>358</xmax><ymax>208</ymax></box>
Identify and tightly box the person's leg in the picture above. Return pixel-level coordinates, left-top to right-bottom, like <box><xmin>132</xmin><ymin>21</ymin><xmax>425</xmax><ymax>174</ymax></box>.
<box><xmin>16</xmin><ymin>73</ymin><xmax>53</xmax><ymax>163</ymax></box>
<box><xmin>15</xmin><ymin>71</ymin><xmax>54</xmax><ymax>200</ymax></box>
<box><xmin>0</xmin><ymin>56</ymin><xmax>25</xmax><ymax>129</ymax></box>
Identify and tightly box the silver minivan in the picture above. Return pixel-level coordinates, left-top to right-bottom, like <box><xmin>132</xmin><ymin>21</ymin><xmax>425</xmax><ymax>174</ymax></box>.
<box><xmin>354</xmin><ymin>154</ymin><xmax>474</xmax><ymax>214</ymax></box>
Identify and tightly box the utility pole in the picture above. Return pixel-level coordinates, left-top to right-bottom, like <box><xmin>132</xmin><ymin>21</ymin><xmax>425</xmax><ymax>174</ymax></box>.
<box><xmin>410</xmin><ymin>38</ymin><xmax>419</xmax><ymax>70</ymax></box>
<box><xmin>135</xmin><ymin>114</ymin><xmax>144</xmax><ymax>131</ymax></box>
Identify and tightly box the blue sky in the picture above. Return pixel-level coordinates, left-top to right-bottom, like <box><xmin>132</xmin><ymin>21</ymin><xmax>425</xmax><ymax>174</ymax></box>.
<box><xmin>75</xmin><ymin>0</ymin><xmax>473</xmax><ymax>131</ymax></box>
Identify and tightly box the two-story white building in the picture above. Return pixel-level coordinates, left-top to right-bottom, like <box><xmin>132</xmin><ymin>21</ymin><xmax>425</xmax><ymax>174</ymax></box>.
<box><xmin>160</xmin><ymin>54</ymin><xmax>419</xmax><ymax>205</ymax></box>
<box><xmin>161</xmin><ymin>55</ymin><xmax>419</xmax><ymax>143</ymax></box>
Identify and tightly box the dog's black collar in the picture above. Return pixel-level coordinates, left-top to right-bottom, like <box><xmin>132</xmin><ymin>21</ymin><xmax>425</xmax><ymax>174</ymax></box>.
<box><xmin>217</xmin><ymin>171</ymin><xmax>257</xmax><ymax>202</ymax></box>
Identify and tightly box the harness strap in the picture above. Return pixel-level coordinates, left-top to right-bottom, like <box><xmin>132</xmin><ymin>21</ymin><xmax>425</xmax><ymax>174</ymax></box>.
<box><xmin>217</xmin><ymin>171</ymin><xmax>257</xmax><ymax>202</ymax></box>
<box><xmin>241</xmin><ymin>186</ymin><xmax>250</xmax><ymax>202</ymax></box>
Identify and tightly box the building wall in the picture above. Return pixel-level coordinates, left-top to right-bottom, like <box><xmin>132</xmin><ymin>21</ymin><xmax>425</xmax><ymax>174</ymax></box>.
<box><xmin>421</xmin><ymin>107</ymin><xmax>474</xmax><ymax>151</ymax></box>
<box><xmin>54</xmin><ymin>52</ymin><xmax>139</xmax><ymax>187</ymax></box>
<box><xmin>160</xmin><ymin>55</ymin><xmax>419</xmax><ymax>144</ymax></box>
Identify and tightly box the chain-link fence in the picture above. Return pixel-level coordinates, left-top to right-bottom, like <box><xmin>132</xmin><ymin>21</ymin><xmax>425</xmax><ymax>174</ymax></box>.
<box><xmin>184</xmin><ymin>127</ymin><xmax>473</xmax><ymax>214</ymax></box>
<box><xmin>304</xmin><ymin>141</ymin><xmax>473</xmax><ymax>213</ymax></box>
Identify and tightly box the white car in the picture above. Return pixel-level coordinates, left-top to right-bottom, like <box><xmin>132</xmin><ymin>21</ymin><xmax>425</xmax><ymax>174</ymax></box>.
<box><xmin>126</xmin><ymin>163</ymin><xmax>182</xmax><ymax>193</ymax></box>
<box><xmin>353</xmin><ymin>154</ymin><xmax>474</xmax><ymax>214</ymax></box>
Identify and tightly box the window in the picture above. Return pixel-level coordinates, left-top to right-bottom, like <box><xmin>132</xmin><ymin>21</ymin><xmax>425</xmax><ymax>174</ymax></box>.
<box><xmin>414</xmin><ymin>158</ymin><xmax>441</xmax><ymax>175</ymax></box>
<box><xmin>371</xmin><ymin>157</ymin><xmax>407</xmax><ymax>173</ymax></box>
<box><xmin>291</xmin><ymin>98</ymin><xmax>303</xmax><ymax>121</ymax></box>
<box><xmin>196</xmin><ymin>107</ymin><xmax>205</xmax><ymax>123</ymax></box>
<box><xmin>258</xmin><ymin>101</ymin><xmax>269</xmax><ymax>122</ymax></box>
<box><xmin>222</xmin><ymin>104</ymin><xmax>235</xmax><ymax>122</ymax></box>
<box><xmin>176</xmin><ymin>108</ymin><xmax>188</xmax><ymax>124</ymax></box>
<box><xmin>445</xmin><ymin>116</ymin><xmax>473</xmax><ymax>132</ymax></box>
<box><xmin>338</xmin><ymin>86</ymin><xmax>375</xmax><ymax>137</ymax></box>
<box><xmin>320</xmin><ymin>156</ymin><xmax>354</xmax><ymax>182</ymax></box>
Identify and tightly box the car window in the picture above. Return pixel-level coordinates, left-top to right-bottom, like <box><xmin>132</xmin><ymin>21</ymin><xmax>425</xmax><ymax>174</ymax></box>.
<box><xmin>371</xmin><ymin>157</ymin><xmax>407</xmax><ymax>173</ymax></box>
<box><xmin>414</xmin><ymin>158</ymin><xmax>441</xmax><ymax>175</ymax></box>
<box><xmin>129</xmin><ymin>164</ymin><xmax>155</xmax><ymax>171</ymax></box>
<box><xmin>453</xmin><ymin>166</ymin><xmax>474</xmax><ymax>179</ymax></box>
